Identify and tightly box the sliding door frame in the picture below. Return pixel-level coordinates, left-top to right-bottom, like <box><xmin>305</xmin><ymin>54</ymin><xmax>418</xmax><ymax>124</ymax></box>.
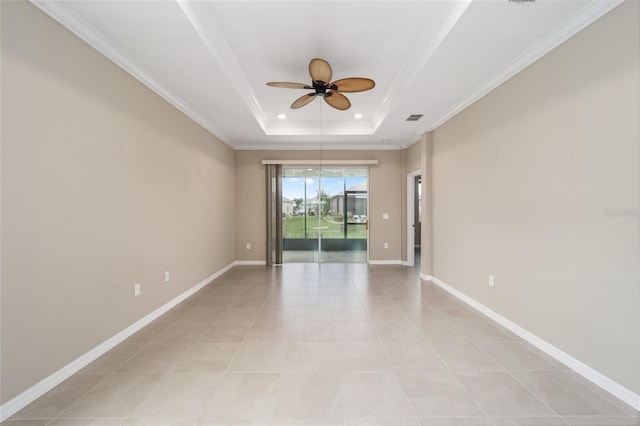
<box><xmin>279</xmin><ymin>164</ymin><xmax>370</xmax><ymax>264</ymax></box>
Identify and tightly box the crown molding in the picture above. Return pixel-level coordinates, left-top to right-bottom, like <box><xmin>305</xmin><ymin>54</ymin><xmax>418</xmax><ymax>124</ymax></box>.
<box><xmin>235</xmin><ymin>142</ymin><xmax>403</xmax><ymax>151</ymax></box>
<box><xmin>425</xmin><ymin>0</ymin><xmax>624</xmax><ymax>132</ymax></box>
<box><xmin>397</xmin><ymin>136</ymin><xmax>422</xmax><ymax>150</ymax></box>
<box><xmin>265</xmin><ymin>120</ymin><xmax>375</xmax><ymax>136</ymax></box>
<box><xmin>30</xmin><ymin>0</ymin><xmax>235</xmax><ymax>149</ymax></box>
<box><xmin>370</xmin><ymin>0</ymin><xmax>472</xmax><ymax>132</ymax></box>
<box><xmin>30</xmin><ymin>0</ymin><xmax>616</xmax><ymax>151</ymax></box>
<box><xmin>178</xmin><ymin>1</ymin><xmax>472</xmax><ymax>140</ymax></box>
<box><xmin>234</xmin><ymin>134</ymin><xmax>418</xmax><ymax>151</ymax></box>
<box><xmin>177</xmin><ymin>1</ymin><xmax>384</xmax><ymax>139</ymax></box>
<box><xmin>265</xmin><ymin>121</ymin><xmax>376</xmax><ymax>136</ymax></box>
<box><xmin>261</xmin><ymin>159</ymin><xmax>378</xmax><ymax>165</ymax></box>
<box><xmin>176</xmin><ymin>1</ymin><xmax>269</xmax><ymax>133</ymax></box>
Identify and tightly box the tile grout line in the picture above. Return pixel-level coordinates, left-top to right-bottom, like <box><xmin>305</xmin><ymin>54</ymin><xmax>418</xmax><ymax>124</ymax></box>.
<box><xmin>356</xmin><ymin>269</ymin><xmax>423</xmax><ymax>424</ymax></box>
<box><xmin>15</xmin><ymin>265</ymin><xmax>637</xmax><ymax>425</ymax></box>
<box><xmin>394</xmin><ymin>274</ymin><xmax>499</xmax><ymax>426</ymax></box>
<box><xmin>194</xmin><ymin>267</ymin><xmax>282</xmax><ymax>422</ymax></box>
<box><xmin>126</xmin><ymin>276</ymin><xmax>248</xmax><ymax>423</ymax></box>
<box><xmin>125</xmin><ymin>270</ymin><xmax>251</xmax><ymax>423</ymax></box>
<box><xmin>29</xmin><ymin>315</ymin><xmax>174</xmax><ymax>424</ymax></box>
<box><xmin>130</xmin><ymin>283</ymin><xmax>244</xmax><ymax>423</ymax></box>
<box><xmin>439</xmin><ymin>296</ymin><xmax>631</xmax><ymax>423</ymax></box>
<box><xmin>447</xmin><ymin>320</ymin><xmax>568</xmax><ymax>424</ymax></box>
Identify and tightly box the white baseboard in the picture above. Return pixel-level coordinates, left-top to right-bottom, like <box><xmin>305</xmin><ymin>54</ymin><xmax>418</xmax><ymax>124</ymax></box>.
<box><xmin>368</xmin><ymin>260</ymin><xmax>403</xmax><ymax>265</ymax></box>
<box><xmin>427</xmin><ymin>275</ymin><xmax>640</xmax><ymax>411</ymax></box>
<box><xmin>234</xmin><ymin>260</ymin><xmax>267</xmax><ymax>266</ymax></box>
<box><xmin>420</xmin><ymin>273</ymin><xmax>433</xmax><ymax>281</ymax></box>
<box><xmin>0</xmin><ymin>261</ymin><xmax>236</xmax><ymax>422</ymax></box>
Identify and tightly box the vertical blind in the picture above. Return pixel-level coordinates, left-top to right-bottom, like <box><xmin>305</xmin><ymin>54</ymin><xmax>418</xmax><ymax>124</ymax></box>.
<box><xmin>265</xmin><ymin>164</ymin><xmax>282</xmax><ymax>265</ymax></box>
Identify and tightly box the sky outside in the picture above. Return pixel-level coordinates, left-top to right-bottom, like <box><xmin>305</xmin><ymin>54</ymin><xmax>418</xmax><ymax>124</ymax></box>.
<box><xmin>282</xmin><ymin>176</ymin><xmax>366</xmax><ymax>201</ymax></box>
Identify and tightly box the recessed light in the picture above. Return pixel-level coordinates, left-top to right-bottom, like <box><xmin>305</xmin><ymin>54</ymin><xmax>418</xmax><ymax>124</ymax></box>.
<box><xmin>354</xmin><ymin>113</ymin><xmax>362</xmax><ymax>119</ymax></box>
<box><xmin>277</xmin><ymin>113</ymin><xmax>286</xmax><ymax>120</ymax></box>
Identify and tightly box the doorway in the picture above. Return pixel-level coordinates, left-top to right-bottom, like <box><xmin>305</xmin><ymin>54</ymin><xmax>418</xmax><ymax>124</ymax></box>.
<box><xmin>281</xmin><ymin>166</ymin><xmax>368</xmax><ymax>263</ymax></box>
<box><xmin>406</xmin><ymin>170</ymin><xmax>421</xmax><ymax>267</ymax></box>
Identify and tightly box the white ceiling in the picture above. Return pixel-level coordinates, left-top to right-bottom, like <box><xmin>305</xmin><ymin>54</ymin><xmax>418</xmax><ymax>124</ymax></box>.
<box><xmin>32</xmin><ymin>0</ymin><xmax>622</xmax><ymax>150</ymax></box>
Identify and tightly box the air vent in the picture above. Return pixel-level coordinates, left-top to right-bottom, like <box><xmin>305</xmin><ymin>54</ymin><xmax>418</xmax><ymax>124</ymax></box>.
<box><xmin>508</xmin><ymin>0</ymin><xmax>535</xmax><ymax>3</ymax></box>
<box><xmin>406</xmin><ymin>114</ymin><xmax>423</xmax><ymax>121</ymax></box>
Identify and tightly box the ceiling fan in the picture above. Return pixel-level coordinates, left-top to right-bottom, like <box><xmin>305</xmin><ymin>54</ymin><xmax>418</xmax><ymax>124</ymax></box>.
<box><xmin>267</xmin><ymin>58</ymin><xmax>375</xmax><ymax>111</ymax></box>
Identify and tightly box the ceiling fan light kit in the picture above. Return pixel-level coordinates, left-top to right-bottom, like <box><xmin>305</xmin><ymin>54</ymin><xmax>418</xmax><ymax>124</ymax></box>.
<box><xmin>267</xmin><ymin>58</ymin><xmax>375</xmax><ymax>111</ymax></box>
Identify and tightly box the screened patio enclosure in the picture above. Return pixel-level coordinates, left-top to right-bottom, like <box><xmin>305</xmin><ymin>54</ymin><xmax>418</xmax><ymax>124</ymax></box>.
<box><xmin>281</xmin><ymin>166</ymin><xmax>368</xmax><ymax>263</ymax></box>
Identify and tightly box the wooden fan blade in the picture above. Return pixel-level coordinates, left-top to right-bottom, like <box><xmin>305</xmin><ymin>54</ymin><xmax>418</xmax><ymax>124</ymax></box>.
<box><xmin>267</xmin><ymin>82</ymin><xmax>309</xmax><ymax>89</ymax></box>
<box><xmin>291</xmin><ymin>93</ymin><xmax>317</xmax><ymax>109</ymax></box>
<box><xmin>309</xmin><ymin>58</ymin><xmax>332</xmax><ymax>83</ymax></box>
<box><xmin>324</xmin><ymin>91</ymin><xmax>351</xmax><ymax>110</ymax></box>
<box><xmin>331</xmin><ymin>78</ymin><xmax>375</xmax><ymax>93</ymax></box>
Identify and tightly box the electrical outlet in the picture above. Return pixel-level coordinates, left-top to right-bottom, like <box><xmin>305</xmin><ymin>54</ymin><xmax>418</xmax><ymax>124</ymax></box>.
<box><xmin>488</xmin><ymin>275</ymin><xmax>495</xmax><ymax>287</ymax></box>
<box><xmin>384</xmin><ymin>242</ymin><xmax>389</xmax><ymax>249</ymax></box>
<box><xmin>246</xmin><ymin>243</ymin><xmax>251</xmax><ymax>250</ymax></box>
<box><xmin>164</xmin><ymin>271</ymin><xmax>170</xmax><ymax>283</ymax></box>
<box><xmin>134</xmin><ymin>283</ymin><xmax>141</xmax><ymax>297</ymax></box>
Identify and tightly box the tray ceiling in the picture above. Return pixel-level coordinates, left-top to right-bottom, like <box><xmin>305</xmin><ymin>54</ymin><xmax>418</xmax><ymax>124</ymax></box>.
<box><xmin>32</xmin><ymin>0</ymin><xmax>622</xmax><ymax>150</ymax></box>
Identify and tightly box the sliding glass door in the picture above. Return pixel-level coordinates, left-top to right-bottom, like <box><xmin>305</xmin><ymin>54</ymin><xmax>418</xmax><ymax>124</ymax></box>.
<box><xmin>281</xmin><ymin>167</ymin><xmax>319</xmax><ymax>262</ymax></box>
<box><xmin>281</xmin><ymin>166</ymin><xmax>368</xmax><ymax>263</ymax></box>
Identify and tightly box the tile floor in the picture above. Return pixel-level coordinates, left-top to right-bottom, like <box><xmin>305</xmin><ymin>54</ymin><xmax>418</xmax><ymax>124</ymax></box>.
<box><xmin>4</xmin><ymin>264</ymin><xmax>639</xmax><ymax>426</ymax></box>
<box><xmin>282</xmin><ymin>250</ymin><xmax>368</xmax><ymax>263</ymax></box>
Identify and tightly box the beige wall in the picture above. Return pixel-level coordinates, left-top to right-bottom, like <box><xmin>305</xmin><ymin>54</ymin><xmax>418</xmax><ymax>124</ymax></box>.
<box><xmin>420</xmin><ymin>133</ymin><xmax>433</xmax><ymax>276</ymax></box>
<box><xmin>430</xmin><ymin>1</ymin><xmax>639</xmax><ymax>394</ymax></box>
<box><xmin>2</xmin><ymin>0</ymin><xmax>638</xmax><ymax>409</ymax></box>
<box><xmin>403</xmin><ymin>134</ymin><xmax>435</xmax><ymax>274</ymax></box>
<box><xmin>405</xmin><ymin>139</ymin><xmax>423</xmax><ymax>174</ymax></box>
<box><xmin>401</xmin><ymin>139</ymin><xmax>421</xmax><ymax>263</ymax></box>
<box><xmin>1</xmin><ymin>1</ymin><xmax>236</xmax><ymax>403</ymax></box>
<box><xmin>235</xmin><ymin>150</ymin><xmax>403</xmax><ymax>262</ymax></box>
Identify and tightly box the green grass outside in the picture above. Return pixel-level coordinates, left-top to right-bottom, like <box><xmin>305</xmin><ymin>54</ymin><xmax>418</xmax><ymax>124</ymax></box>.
<box><xmin>283</xmin><ymin>215</ymin><xmax>366</xmax><ymax>239</ymax></box>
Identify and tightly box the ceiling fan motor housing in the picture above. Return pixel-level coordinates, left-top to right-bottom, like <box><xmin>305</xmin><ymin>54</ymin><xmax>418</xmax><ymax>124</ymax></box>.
<box><xmin>313</xmin><ymin>81</ymin><xmax>339</xmax><ymax>96</ymax></box>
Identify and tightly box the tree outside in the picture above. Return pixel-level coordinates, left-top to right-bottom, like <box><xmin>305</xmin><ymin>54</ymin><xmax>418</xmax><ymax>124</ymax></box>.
<box><xmin>317</xmin><ymin>188</ymin><xmax>331</xmax><ymax>217</ymax></box>
<box><xmin>293</xmin><ymin>197</ymin><xmax>303</xmax><ymax>215</ymax></box>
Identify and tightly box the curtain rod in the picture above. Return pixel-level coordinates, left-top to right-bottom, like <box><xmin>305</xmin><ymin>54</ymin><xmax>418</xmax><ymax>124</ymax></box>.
<box><xmin>261</xmin><ymin>159</ymin><xmax>378</xmax><ymax>165</ymax></box>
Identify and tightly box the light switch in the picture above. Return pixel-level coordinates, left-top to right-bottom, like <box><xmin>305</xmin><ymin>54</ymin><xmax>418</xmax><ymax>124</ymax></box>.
<box><xmin>382</xmin><ymin>213</ymin><xmax>389</xmax><ymax>220</ymax></box>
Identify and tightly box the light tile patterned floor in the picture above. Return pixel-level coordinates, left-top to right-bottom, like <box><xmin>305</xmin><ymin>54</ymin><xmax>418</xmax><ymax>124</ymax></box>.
<box><xmin>4</xmin><ymin>264</ymin><xmax>639</xmax><ymax>426</ymax></box>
